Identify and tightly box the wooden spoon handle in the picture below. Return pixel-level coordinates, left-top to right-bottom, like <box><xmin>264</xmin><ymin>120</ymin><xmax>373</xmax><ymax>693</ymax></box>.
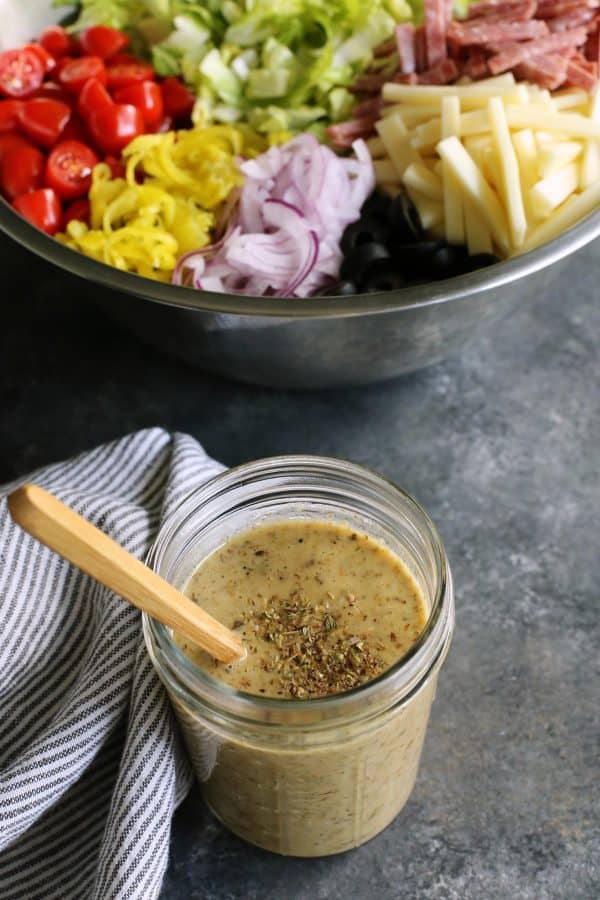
<box><xmin>8</xmin><ymin>483</ymin><xmax>245</xmax><ymax>664</ymax></box>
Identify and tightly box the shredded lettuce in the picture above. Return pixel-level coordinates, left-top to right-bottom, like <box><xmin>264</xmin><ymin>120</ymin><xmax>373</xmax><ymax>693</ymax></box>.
<box><xmin>60</xmin><ymin>1</ymin><xmax>474</xmax><ymax>134</ymax></box>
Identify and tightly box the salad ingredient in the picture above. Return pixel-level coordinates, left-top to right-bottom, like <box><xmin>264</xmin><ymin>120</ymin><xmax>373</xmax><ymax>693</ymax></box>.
<box><xmin>367</xmin><ymin>77</ymin><xmax>600</xmax><ymax>255</ymax></box>
<box><xmin>173</xmin><ymin>134</ymin><xmax>374</xmax><ymax>296</ymax></box>
<box><xmin>46</xmin><ymin>140</ymin><xmax>99</xmax><ymax>200</ymax></box>
<box><xmin>106</xmin><ymin>60</ymin><xmax>155</xmax><ymax>92</ymax></box>
<box><xmin>160</xmin><ymin>77</ymin><xmax>195</xmax><ymax>122</ymax></box>
<box><xmin>337</xmin><ymin>0</ymin><xmax>600</xmax><ymax>143</ymax></box>
<box><xmin>88</xmin><ymin>103</ymin><xmax>145</xmax><ymax>153</ymax></box>
<box><xmin>64</xmin><ymin>197</ymin><xmax>91</xmax><ymax>226</ymax></box>
<box><xmin>0</xmin><ymin>47</ymin><xmax>45</xmax><ymax>99</ymax></box>
<box><xmin>0</xmin><ymin>100</ymin><xmax>24</xmax><ymax>133</ymax></box>
<box><xmin>114</xmin><ymin>82</ymin><xmax>164</xmax><ymax>129</ymax></box>
<box><xmin>26</xmin><ymin>43</ymin><xmax>57</xmax><ymax>77</ymax></box>
<box><xmin>77</xmin><ymin>77</ymin><xmax>114</xmax><ymax>120</ymax></box>
<box><xmin>59</xmin><ymin>56</ymin><xmax>108</xmax><ymax>93</ymax></box>
<box><xmin>18</xmin><ymin>98</ymin><xmax>71</xmax><ymax>148</ymax></box>
<box><xmin>58</xmin><ymin>124</ymin><xmax>259</xmax><ymax>281</ymax></box>
<box><xmin>39</xmin><ymin>26</ymin><xmax>76</xmax><ymax>59</ymax></box>
<box><xmin>79</xmin><ymin>25</ymin><xmax>130</xmax><ymax>60</ymax></box>
<box><xmin>12</xmin><ymin>187</ymin><xmax>62</xmax><ymax>234</ymax></box>
<box><xmin>1</xmin><ymin>139</ymin><xmax>45</xmax><ymax>199</ymax></box>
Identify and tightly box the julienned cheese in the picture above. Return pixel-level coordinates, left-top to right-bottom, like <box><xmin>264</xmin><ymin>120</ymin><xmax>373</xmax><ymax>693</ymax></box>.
<box><xmin>367</xmin><ymin>77</ymin><xmax>600</xmax><ymax>257</ymax></box>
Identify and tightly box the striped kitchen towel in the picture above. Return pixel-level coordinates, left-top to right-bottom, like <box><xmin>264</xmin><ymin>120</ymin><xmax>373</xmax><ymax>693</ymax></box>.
<box><xmin>0</xmin><ymin>428</ymin><xmax>225</xmax><ymax>899</ymax></box>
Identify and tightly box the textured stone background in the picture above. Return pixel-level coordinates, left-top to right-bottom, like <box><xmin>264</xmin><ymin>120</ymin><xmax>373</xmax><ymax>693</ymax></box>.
<box><xmin>1</xmin><ymin>232</ymin><xmax>598</xmax><ymax>900</ymax></box>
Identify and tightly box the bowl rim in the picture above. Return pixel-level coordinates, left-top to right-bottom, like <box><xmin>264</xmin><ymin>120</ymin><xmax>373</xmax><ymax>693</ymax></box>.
<box><xmin>2</xmin><ymin>197</ymin><xmax>599</xmax><ymax>319</ymax></box>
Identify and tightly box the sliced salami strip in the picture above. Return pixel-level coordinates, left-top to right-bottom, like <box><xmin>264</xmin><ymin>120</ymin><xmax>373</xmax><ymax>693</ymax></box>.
<box><xmin>565</xmin><ymin>56</ymin><xmax>599</xmax><ymax>87</ymax></box>
<box><xmin>537</xmin><ymin>0</ymin><xmax>599</xmax><ymax>19</ymax></box>
<box><xmin>326</xmin><ymin>115</ymin><xmax>379</xmax><ymax>148</ymax></box>
<box><xmin>351</xmin><ymin>72</ymin><xmax>393</xmax><ymax>93</ymax></box>
<box><xmin>424</xmin><ymin>0</ymin><xmax>447</xmax><ymax>67</ymax></box>
<box><xmin>415</xmin><ymin>25</ymin><xmax>428</xmax><ymax>72</ymax></box>
<box><xmin>585</xmin><ymin>29</ymin><xmax>600</xmax><ymax>63</ymax></box>
<box><xmin>466</xmin><ymin>0</ymin><xmax>532</xmax><ymax>19</ymax></box>
<box><xmin>463</xmin><ymin>47</ymin><xmax>490</xmax><ymax>78</ymax></box>
<box><xmin>514</xmin><ymin>52</ymin><xmax>572</xmax><ymax>88</ymax></box>
<box><xmin>488</xmin><ymin>27</ymin><xmax>588</xmax><ymax>73</ymax></box>
<box><xmin>351</xmin><ymin>96</ymin><xmax>384</xmax><ymax>119</ymax></box>
<box><xmin>417</xmin><ymin>58</ymin><xmax>459</xmax><ymax>83</ymax></box>
<box><xmin>448</xmin><ymin>19</ymin><xmax>549</xmax><ymax>46</ymax></box>
<box><xmin>373</xmin><ymin>38</ymin><xmax>398</xmax><ymax>58</ymax></box>
<box><xmin>547</xmin><ymin>8</ymin><xmax>597</xmax><ymax>31</ymax></box>
<box><xmin>395</xmin><ymin>23</ymin><xmax>417</xmax><ymax>74</ymax></box>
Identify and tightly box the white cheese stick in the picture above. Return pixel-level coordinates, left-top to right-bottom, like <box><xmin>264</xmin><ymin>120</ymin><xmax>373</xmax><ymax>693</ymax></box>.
<box><xmin>402</xmin><ymin>162</ymin><xmax>443</xmax><ymax>200</ymax></box>
<box><xmin>412</xmin><ymin>108</ymin><xmax>492</xmax><ymax>150</ymax></box>
<box><xmin>552</xmin><ymin>90</ymin><xmax>589</xmax><ymax>111</ymax></box>
<box><xmin>530</xmin><ymin>163</ymin><xmax>579</xmax><ymax>220</ymax></box>
<box><xmin>512</xmin><ymin>129</ymin><xmax>541</xmax><ymax>221</ymax></box>
<box><xmin>464</xmin><ymin>195</ymin><xmax>493</xmax><ymax>255</ymax></box>
<box><xmin>366</xmin><ymin>136</ymin><xmax>386</xmax><ymax>158</ymax></box>
<box><xmin>375</xmin><ymin>113</ymin><xmax>420</xmax><ymax>177</ymax></box>
<box><xmin>373</xmin><ymin>158</ymin><xmax>400</xmax><ymax>183</ymax></box>
<box><xmin>537</xmin><ymin>142</ymin><xmax>582</xmax><ymax>178</ymax></box>
<box><xmin>580</xmin><ymin>88</ymin><xmax>600</xmax><ymax>190</ymax></box>
<box><xmin>505</xmin><ymin>106</ymin><xmax>600</xmax><ymax>140</ymax></box>
<box><xmin>521</xmin><ymin>179</ymin><xmax>600</xmax><ymax>252</ymax></box>
<box><xmin>382</xmin><ymin>74</ymin><xmax>515</xmax><ymax>104</ymax></box>
<box><xmin>406</xmin><ymin>189</ymin><xmax>444</xmax><ymax>229</ymax></box>
<box><xmin>436</xmin><ymin>135</ymin><xmax>510</xmax><ymax>255</ymax></box>
<box><xmin>441</xmin><ymin>96</ymin><xmax>464</xmax><ymax>245</ymax></box>
<box><xmin>488</xmin><ymin>97</ymin><xmax>527</xmax><ymax>248</ymax></box>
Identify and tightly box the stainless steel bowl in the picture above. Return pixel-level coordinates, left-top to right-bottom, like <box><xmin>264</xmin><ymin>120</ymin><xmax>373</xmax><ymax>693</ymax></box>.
<box><xmin>2</xmin><ymin>197</ymin><xmax>599</xmax><ymax>387</ymax></box>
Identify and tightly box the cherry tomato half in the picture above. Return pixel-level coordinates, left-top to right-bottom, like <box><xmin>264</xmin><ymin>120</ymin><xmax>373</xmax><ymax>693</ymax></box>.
<box><xmin>63</xmin><ymin>197</ymin><xmax>90</xmax><ymax>226</ymax></box>
<box><xmin>40</xmin><ymin>26</ymin><xmax>76</xmax><ymax>59</ymax></box>
<box><xmin>0</xmin><ymin>48</ymin><xmax>45</xmax><ymax>99</ymax></box>
<box><xmin>36</xmin><ymin>81</ymin><xmax>73</xmax><ymax>105</ymax></box>
<box><xmin>88</xmin><ymin>102</ymin><xmax>144</xmax><ymax>154</ymax></box>
<box><xmin>59</xmin><ymin>56</ymin><xmax>107</xmax><ymax>94</ymax></box>
<box><xmin>0</xmin><ymin>132</ymin><xmax>30</xmax><ymax>162</ymax></box>
<box><xmin>12</xmin><ymin>187</ymin><xmax>62</xmax><ymax>235</ymax></box>
<box><xmin>160</xmin><ymin>77</ymin><xmax>195</xmax><ymax>121</ymax></box>
<box><xmin>77</xmin><ymin>77</ymin><xmax>113</xmax><ymax>122</ymax></box>
<box><xmin>0</xmin><ymin>138</ymin><xmax>45</xmax><ymax>198</ymax></box>
<box><xmin>106</xmin><ymin>61</ymin><xmax>155</xmax><ymax>92</ymax></box>
<box><xmin>80</xmin><ymin>26</ymin><xmax>129</xmax><ymax>61</ymax></box>
<box><xmin>19</xmin><ymin>98</ymin><xmax>71</xmax><ymax>148</ymax></box>
<box><xmin>103</xmin><ymin>155</ymin><xmax>125</xmax><ymax>179</ymax></box>
<box><xmin>60</xmin><ymin>115</ymin><xmax>91</xmax><ymax>144</ymax></box>
<box><xmin>114</xmin><ymin>81</ymin><xmax>163</xmax><ymax>128</ymax></box>
<box><xmin>25</xmin><ymin>43</ymin><xmax>56</xmax><ymax>75</ymax></box>
<box><xmin>0</xmin><ymin>100</ymin><xmax>24</xmax><ymax>134</ymax></box>
<box><xmin>46</xmin><ymin>139</ymin><xmax>99</xmax><ymax>200</ymax></box>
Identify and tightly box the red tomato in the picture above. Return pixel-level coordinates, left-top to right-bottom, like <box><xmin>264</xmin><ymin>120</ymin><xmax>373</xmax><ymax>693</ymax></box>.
<box><xmin>160</xmin><ymin>77</ymin><xmax>195</xmax><ymax>121</ymax></box>
<box><xmin>103</xmin><ymin>155</ymin><xmax>125</xmax><ymax>179</ymax></box>
<box><xmin>0</xmin><ymin>132</ymin><xmax>30</xmax><ymax>162</ymax></box>
<box><xmin>88</xmin><ymin>103</ymin><xmax>144</xmax><ymax>153</ymax></box>
<box><xmin>54</xmin><ymin>56</ymin><xmax>75</xmax><ymax>79</ymax></box>
<box><xmin>45</xmin><ymin>139</ymin><xmax>99</xmax><ymax>200</ymax></box>
<box><xmin>77</xmin><ymin>77</ymin><xmax>113</xmax><ymax>121</ymax></box>
<box><xmin>0</xmin><ymin>100</ymin><xmax>24</xmax><ymax>134</ymax></box>
<box><xmin>0</xmin><ymin>139</ymin><xmax>45</xmax><ymax>198</ymax></box>
<box><xmin>64</xmin><ymin>197</ymin><xmax>90</xmax><ymax>226</ymax></box>
<box><xmin>114</xmin><ymin>81</ymin><xmax>163</xmax><ymax>128</ymax></box>
<box><xmin>0</xmin><ymin>48</ymin><xmax>45</xmax><ymax>99</ymax></box>
<box><xmin>60</xmin><ymin>114</ymin><xmax>91</xmax><ymax>143</ymax></box>
<box><xmin>59</xmin><ymin>57</ymin><xmax>107</xmax><ymax>95</ymax></box>
<box><xmin>80</xmin><ymin>26</ymin><xmax>129</xmax><ymax>60</ymax></box>
<box><xmin>19</xmin><ymin>98</ymin><xmax>71</xmax><ymax>148</ymax></box>
<box><xmin>151</xmin><ymin>115</ymin><xmax>173</xmax><ymax>134</ymax></box>
<box><xmin>25</xmin><ymin>43</ymin><xmax>56</xmax><ymax>75</ymax></box>
<box><xmin>40</xmin><ymin>26</ymin><xmax>76</xmax><ymax>59</ymax></box>
<box><xmin>36</xmin><ymin>81</ymin><xmax>73</xmax><ymax>105</ymax></box>
<box><xmin>12</xmin><ymin>188</ymin><xmax>62</xmax><ymax>235</ymax></box>
<box><xmin>106</xmin><ymin>61</ymin><xmax>155</xmax><ymax>92</ymax></box>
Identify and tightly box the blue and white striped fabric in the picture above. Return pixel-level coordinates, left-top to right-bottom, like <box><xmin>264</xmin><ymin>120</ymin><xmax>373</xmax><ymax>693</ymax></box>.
<box><xmin>0</xmin><ymin>429</ymin><xmax>225</xmax><ymax>898</ymax></box>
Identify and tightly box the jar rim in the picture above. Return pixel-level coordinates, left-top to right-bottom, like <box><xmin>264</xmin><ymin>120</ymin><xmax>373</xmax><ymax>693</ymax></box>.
<box><xmin>143</xmin><ymin>455</ymin><xmax>454</xmax><ymax>728</ymax></box>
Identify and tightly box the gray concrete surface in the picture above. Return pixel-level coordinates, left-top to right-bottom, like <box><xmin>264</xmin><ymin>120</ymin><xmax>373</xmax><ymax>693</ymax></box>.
<box><xmin>1</xmin><ymin>232</ymin><xmax>598</xmax><ymax>900</ymax></box>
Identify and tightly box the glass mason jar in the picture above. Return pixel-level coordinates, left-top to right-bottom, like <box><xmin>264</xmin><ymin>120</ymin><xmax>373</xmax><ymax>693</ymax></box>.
<box><xmin>144</xmin><ymin>456</ymin><xmax>454</xmax><ymax>857</ymax></box>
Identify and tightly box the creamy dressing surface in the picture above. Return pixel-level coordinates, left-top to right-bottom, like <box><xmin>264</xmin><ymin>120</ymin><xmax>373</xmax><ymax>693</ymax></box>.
<box><xmin>175</xmin><ymin>520</ymin><xmax>427</xmax><ymax>698</ymax></box>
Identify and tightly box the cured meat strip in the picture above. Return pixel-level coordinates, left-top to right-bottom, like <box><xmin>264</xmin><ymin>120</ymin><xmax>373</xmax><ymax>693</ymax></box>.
<box><xmin>351</xmin><ymin>96</ymin><xmax>384</xmax><ymax>119</ymax></box>
<box><xmin>326</xmin><ymin>116</ymin><xmax>378</xmax><ymax>148</ymax></box>
<box><xmin>514</xmin><ymin>52</ymin><xmax>572</xmax><ymax>88</ymax></box>
<box><xmin>537</xmin><ymin>0</ymin><xmax>599</xmax><ymax>19</ymax></box>
<box><xmin>547</xmin><ymin>8</ymin><xmax>597</xmax><ymax>31</ymax></box>
<box><xmin>585</xmin><ymin>29</ymin><xmax>600</xmax><ymax>63</ymax></box>
<box><xmin>417</xmin><ymin>58</ymin><xmax>459</xmax><ymax>84</ymax></box>
<box><xmin>466</xmin><ymin>0</ymin><xmax>532</xmax><ymax>19</ymax></box>
<box><xmin>415</xmin><ymin>25</ymin><xmax>428</xmax><ymax>72</ymax></box>
<box><xmin>352</xmin><ymin>72</ymin><xmax>393</xmax><ymax>93</ymax></box>
<box><xmin>448</xmin><ymin>19</ymin><xmax>549</xmax><ymax>46</ymax></box>
<box><xmin>488</xmin><ymin>27</ymin><xmax>588</xmax><ymax>73</ymax></box>
<box><xmin>565</xmin><ymin>57</ymin><xmax>599</xmax><ymax>87</ymax></box>
<box><xmin>373</xmin><ymin>38</ymin><xmax>397</xmax><ymax>58</ymax></box>
<box><xmin>424</xmin><ymin>0</ymin><xmax>447</xmax><ymax>67</ymax></box>
<box><xmin>463</xmin><ymin>47</ymin><xmax>490</xmax><ymax>78</ymax></box>
<box><xmin>395</xmin><ymin>23</ymin><xmax>416</xmax><ymax>74</ymax></box>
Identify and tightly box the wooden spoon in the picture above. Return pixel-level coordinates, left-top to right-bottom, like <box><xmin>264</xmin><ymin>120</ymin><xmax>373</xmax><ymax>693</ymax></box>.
<box><xmin>8</xmin><ymin>483</ymin><xmax>245</xmax><ymax>664</ymax></box>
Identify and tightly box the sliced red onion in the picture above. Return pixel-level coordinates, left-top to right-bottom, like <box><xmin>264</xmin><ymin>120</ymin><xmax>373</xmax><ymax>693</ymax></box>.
<box><xmin>174</xmin><ymin>133</ymin><xmax>374</xmax><ymax>298</ymax></box>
